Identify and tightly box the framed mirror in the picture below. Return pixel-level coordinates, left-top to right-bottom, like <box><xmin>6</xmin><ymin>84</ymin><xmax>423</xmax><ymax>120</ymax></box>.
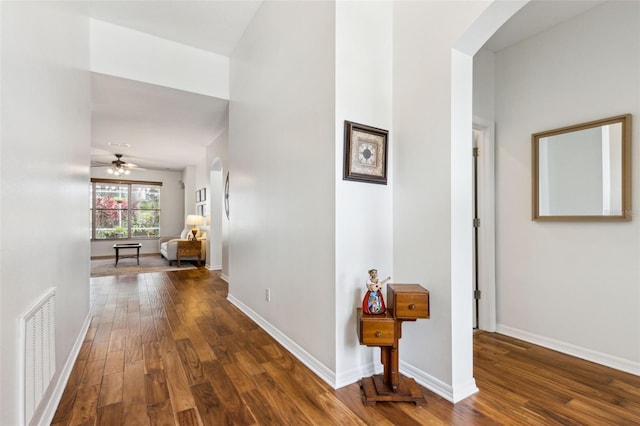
<box><xmin>532</xmin><ymin>114</ymin><xmax>631</xmax><ymax>221</ymax></box>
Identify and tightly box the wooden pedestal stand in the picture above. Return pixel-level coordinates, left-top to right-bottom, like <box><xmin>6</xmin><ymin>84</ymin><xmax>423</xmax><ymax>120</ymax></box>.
<box><xmin>357</xmin><ymin>284</ymin><xmax>429</xmax><ymax>406</ymax></box>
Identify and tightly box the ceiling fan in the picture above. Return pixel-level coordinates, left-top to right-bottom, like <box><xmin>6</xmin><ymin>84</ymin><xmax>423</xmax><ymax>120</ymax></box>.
<box><xmin>92</xmin><ymin>154</ymin><xmax>143</xmax><ymax>175</ymax></box>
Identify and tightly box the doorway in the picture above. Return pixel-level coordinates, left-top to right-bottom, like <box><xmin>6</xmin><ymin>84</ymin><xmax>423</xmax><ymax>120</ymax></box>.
<box><xmin>472</xmin><ymin>129</ymin><xmax>480</xmax><ymax>329</ymax></box>
<box><xmin>209</xmin><ymin>159</ymin><xmax>224</xmax><ymax>270</ymax></box>
<box><xmin>472</xmin><ymin>120</ymin><xmax>496</xmax><ymax>332</ymax></box>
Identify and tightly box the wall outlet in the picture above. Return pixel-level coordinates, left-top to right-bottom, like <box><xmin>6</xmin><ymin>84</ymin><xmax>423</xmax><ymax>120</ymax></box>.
<box><xmin>265</xmin><ymin>288</ymin><xmax>271</xmax><ymax>302</ymax></box>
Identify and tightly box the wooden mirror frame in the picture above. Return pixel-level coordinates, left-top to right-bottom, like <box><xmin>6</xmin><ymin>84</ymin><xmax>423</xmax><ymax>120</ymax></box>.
<box><xmin>532</xmin><ymin>114</ymin><xmax>631</xmax><ymax>222</ymax></box>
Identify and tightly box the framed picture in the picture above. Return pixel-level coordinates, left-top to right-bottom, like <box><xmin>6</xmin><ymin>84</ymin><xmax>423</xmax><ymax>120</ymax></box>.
<box><xmin>197</xmin><ymin>204</ymin><xmax>204</xmax><ymax>216</ymax></box>
<box><xmin>201</xmin><ymin>188</ymin><xmax>207</xmax><ymax>202</ymax></box>
<box><xmin>196</xmin><ymin>190</ymin><xmax>201</xmax><ymax>202</ymax></box>
<box><xmin>343</xmin><ymin>120</ymin><xmax>388</xmax><ymax>185</ymax></box>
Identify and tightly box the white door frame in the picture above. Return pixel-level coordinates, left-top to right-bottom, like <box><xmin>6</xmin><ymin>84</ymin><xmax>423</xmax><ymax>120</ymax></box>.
<box><xmin>473</xmin><ymin>117</ymin><xmax>496</xmax><ymax>332</ymax></box>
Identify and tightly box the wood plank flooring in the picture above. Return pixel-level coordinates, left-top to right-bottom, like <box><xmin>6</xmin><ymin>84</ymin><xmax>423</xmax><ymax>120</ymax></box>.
<box><xmin>51</xmin><ymin>268</ymin><xmax>640</xmax><ymax>425</ymax></box>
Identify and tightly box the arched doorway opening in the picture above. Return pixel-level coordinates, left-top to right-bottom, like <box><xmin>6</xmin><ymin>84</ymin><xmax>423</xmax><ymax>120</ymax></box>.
<box><xmin>209</xmin><ymin>158</ymin><xmax>224</xmax><ymax>271</ymax></box>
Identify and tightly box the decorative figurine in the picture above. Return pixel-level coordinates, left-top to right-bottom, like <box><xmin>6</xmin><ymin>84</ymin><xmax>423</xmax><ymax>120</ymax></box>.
<box><xmin>362</xmin><ymin>269</ymin><xmax>391</xmax><ymax>315</ymax></box>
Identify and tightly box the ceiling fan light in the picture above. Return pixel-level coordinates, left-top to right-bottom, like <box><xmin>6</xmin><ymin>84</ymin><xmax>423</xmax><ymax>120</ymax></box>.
<box><xmin>107</xmin><ymin>168</ymin><xmax>114</xmax><ymax>174</ymax></box>
<box><xmin>124</xmin><ymin>169</ymin><xmax>130</xmax><ymax>175</ymax></box>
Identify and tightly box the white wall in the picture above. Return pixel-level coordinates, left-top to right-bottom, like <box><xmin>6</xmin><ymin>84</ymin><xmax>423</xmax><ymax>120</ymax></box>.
<box><xmin>492</xmin><ymin>1</ymin><xmax>640</xmax><ymax>371</ymax></box>
<box><xmin>229</xmin><ymin>0</ymin><xmax>336</xmax><ymax>370</ymax></box>
<box><xmin>0</xmin><ymin>3</ymin><xmax>91</xmax><ymax>425</ymax></box>
<box><xmin>473</xmin><ymin>48</ymin><xmax>495</xmax><ymax>123</ymax></box>
<box><xmin>90</xmin><ymin>19</ymin><xmax>229</xmax><ymax>99</ymax></box>
<box><xmin>392</xmin><ymin>0</ymin><xmax>492</xmax><ymax>397</ymax></box>
<box><xmin>89</xmin><ymin>168</ymin><xmax>185</xmax><ymax>257</ymax></box>
<box><xmin>334</xmin><ymin>1</ymin><xmax>393</xmax><ymax>386</ymax></box>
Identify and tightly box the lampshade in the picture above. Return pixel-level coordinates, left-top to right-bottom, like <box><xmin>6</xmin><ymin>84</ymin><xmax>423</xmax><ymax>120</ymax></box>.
<box><xmin>186</xmin><ymin>215</ymin><xmax>203</xmax><ymax>227</ymax></box>
<box><xmin>186</xmin><ymin>215</ymin><xmax>203</xmax><ymax>240</ymax></box>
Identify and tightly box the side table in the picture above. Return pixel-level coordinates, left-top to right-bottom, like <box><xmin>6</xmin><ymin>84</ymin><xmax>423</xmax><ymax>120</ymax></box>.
<box><xmin>357</xmin><ymin>283</ymin><xmax>430</xmax><ymax>405</ymax></box>
<box><xmin>176</xmin><ymin>240</ymin><xmax>202</xmax><ymax>266</ymax></box>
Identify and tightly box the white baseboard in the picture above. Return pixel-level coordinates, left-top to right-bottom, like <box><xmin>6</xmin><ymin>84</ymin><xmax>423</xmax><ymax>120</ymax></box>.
<box><xmin>227</xmin><ymin>293</ymin><xmax>337</xmax><ymax>387</ymax></box>
<box><xmin>401</xmin><ymin>361</ymin><xmax>478</xmax><ymax>403</ymax></box>
<box><xmin>497</xmin><ymin>324</ymin><xmax>640</xmax><ymax>376</ymax></box>
<box><xmin>220</xmin><ymin>273</ymin><xmax>229</xmax><ymax>283</ymax></box>
<box><xmin>38</xmin><ymin>312</ymin><xmax>91</xmax><ymax>426</ymax></box>
<box><xmin>450</xmin><ymin>379</ymin><xmax>480</xmax><ymax>403</ymax></box>
<box><xmin>205</xmin><ymin>264</ymin><xmax>222</xmax><ymax>271</ymax></box>
<box><xmin>335</xmin><ymin>362</ymin><xmax>381</xmax><ymax>389</ymax></box>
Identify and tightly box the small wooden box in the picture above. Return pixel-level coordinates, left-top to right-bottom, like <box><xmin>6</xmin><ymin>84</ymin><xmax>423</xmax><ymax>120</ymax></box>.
<box><xmin>357</xmin><ymin>308</ymin><xmax>395</xmax><ymax>346</ymax></box>
<box><xmin>387</xmin><ymin>284</ymin><xmax>429</xmax><ymax>320</ymax></box>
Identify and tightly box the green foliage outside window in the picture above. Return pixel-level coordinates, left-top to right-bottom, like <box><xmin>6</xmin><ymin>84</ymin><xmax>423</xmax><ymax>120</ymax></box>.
<box><xmin>90</xmin><ymin>180</ymin><xmax>161</xmax><ymax>239</ymax></box>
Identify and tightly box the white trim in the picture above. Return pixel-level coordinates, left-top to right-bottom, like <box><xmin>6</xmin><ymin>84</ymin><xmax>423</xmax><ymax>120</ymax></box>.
<box><xmin>473</xmin><ymin>117</ymin><xmax>497</xmax><ymax>332</ymax></box>
<box><xmin>401</xmin><ymin>361</ymin><xmax>453</xmax><ymax>401</ymax></box>
<box><xmin>220</xmin><ymin>273</ymin><xmax>229</xmax><ymax>283</ymax></box>
<box><xmin>401</xmin><ymin>361</ymin><xmax>478</xmax><ymax>403</ymax></box>
<box><xmin>450</xmin><ymin>47</ymin><xmax>478</xmax><ymax>399</ymax></box>
<box><xmin>205</xmin><ymin>264</ymin><xmax>222</xmax><ymax>271</ymax></box>
<box><xmin>496</xmin><ymin>325</ymin><xmax>640</xmax><ymax>376</ymax></box>
<box><xmin>37</xmin><ymin>313</ymin><xmax>91</xmax><ymax>426</ymax></box>
<box><xmin>227</xmin><ymin>294</ymin><xmax>337</xmax><ymax>388</ymax></box>
<box><xmin>336</xmin><ymin>363</ymin><xmax>381</xmax><ymax>390</ymax></box>
<box><xmin>451</xmin><ymin>379</ymin><xmax>480</xmax><ymax>403</ymax></box>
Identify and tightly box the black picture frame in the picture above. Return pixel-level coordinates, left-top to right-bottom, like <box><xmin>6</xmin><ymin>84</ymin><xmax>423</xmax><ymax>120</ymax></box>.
<box><xmin>201</xmin><ymin>188</ymin><xmax>206</xmax><ymax>202</ymax></box>
<box><xmin>196</xmin><ymin>190</ymin><xmax>201</xmax><ymax>202</ymax></box>
<box><xmin>343</xmin><ymin>120</ymin><xmax>388</xmax><ymax>185</ymax></box>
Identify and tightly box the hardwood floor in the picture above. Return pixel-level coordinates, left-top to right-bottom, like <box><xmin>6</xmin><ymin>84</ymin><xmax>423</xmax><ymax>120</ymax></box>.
<box><xmin>52</xmin><ymin>269</ymin><xmax>640</xmax><ymax>425</ymax></box>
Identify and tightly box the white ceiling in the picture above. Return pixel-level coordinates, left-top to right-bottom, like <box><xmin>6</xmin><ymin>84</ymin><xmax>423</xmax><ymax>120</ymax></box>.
<box><xmin>91</xmin><ymin>73</ymin><xmax>229</xmax><ymax>171</ymax></box>
<box><xmin>483</xmin><ymin>0</ymin><xmax>606</xmax><ymax>52</ymax></box>
<box><xmin>87</xmin><ymin>1</ymin><xmax>262</xmax><ymax>57</ymax></box>
<box><xmin>89</xmin><ymin>0</ymin><xmax>606</xmax><ymax>173</ymax></box>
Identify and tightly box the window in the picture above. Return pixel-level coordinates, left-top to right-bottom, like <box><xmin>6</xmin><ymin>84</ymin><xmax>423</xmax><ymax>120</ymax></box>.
<box><xmin>90</xmin><ymin>178</ymin><xmax>162</xmax><ymax>240</ymax></box>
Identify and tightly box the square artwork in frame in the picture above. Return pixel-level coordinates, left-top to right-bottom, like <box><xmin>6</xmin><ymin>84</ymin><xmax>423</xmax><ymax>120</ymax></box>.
<box><xmin>343</xmin><ymin>120</ymin><xmax>388</xmax><ymax>185</ymax></box>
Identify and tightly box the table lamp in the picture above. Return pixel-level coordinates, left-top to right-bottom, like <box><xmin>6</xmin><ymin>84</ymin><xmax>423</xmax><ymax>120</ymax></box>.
<box><xmin>185</xmin><ymin>215</ymin><xmax>203</xmax><ymax>240</ymax></box>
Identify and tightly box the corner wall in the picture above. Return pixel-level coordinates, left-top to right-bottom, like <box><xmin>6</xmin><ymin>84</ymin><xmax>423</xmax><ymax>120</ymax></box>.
<box><xmin>90</xmin><ymin>19</ymin><xmax>229</xmax><ymax>98</ymax></box>
<box><xmin>334</xmin><ymin>0</ymin><xmax>393</xmax><ymax>386</ymax></box>
<box><xmin>0</xmin><ymin>3</ymin><xmax>91</xmax><ymax>424</ymax></box>
<box><xmin>493</xmin><ymin>1</ymin><xmax>640</xmax><ymax>371</ymax></box>
<box><xmin>392</xmin><ymin>0</ymin><xmax>493</xmax><ymax>398</ymax></box>
<box><xmin>229</xmin><ymin>0</ymin><xmax>337</xmax><ymax>371</ymax></box>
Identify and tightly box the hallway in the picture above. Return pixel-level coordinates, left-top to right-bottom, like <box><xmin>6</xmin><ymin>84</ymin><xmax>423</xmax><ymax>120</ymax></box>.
<box><xmin>51</xmin><ymin>269</ymin><xmax>640</xmax><ymax>425</ymax></box>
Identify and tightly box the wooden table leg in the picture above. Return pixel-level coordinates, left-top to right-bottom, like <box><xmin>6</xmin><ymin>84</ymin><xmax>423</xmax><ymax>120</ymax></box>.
<box><xmin>381</xmin><ymin>346</ymin><xmax>391</xmax><ymax>386</ymax></box>
<box><xmin>390</xmin><ymin>321</ymin><xmax>402</xmax><ymax>391</ymax></box>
